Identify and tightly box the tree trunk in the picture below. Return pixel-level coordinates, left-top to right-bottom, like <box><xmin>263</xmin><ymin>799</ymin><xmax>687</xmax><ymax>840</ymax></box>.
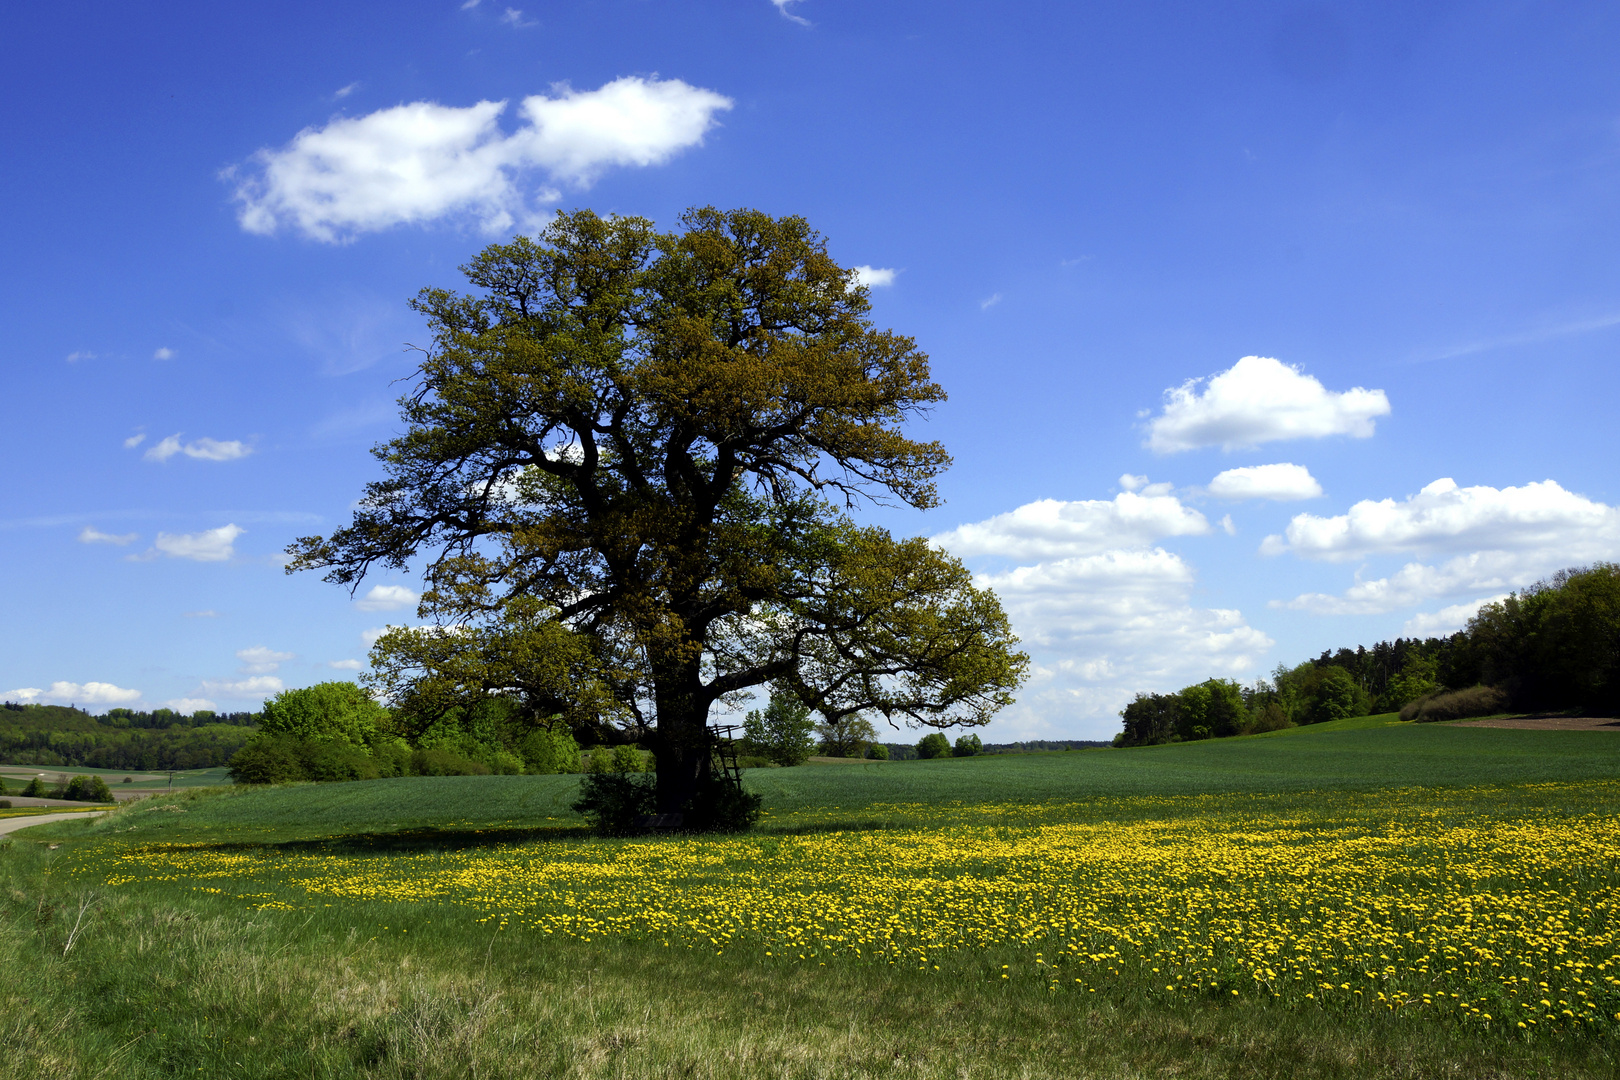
<box><xmin>652</xmin><ymin>659</ymin><xmax>709</xmax><ymax>815</ymax></box>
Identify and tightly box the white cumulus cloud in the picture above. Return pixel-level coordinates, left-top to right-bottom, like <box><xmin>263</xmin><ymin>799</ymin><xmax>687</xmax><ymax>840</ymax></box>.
<box><xmin>123</xmin><ymin>432</ymin><xmax>146</xmax><ymax>449</ymax></box>
<box><xmin>6</xmin><ymin>681</ymin><xmax>143</xmax><ymax>706</ymax></box>
<box><xmin>1145</xmin><ymin>356</ymin><xmax>1390</xmax><ymax>454</ymax></box>
<box><xmin>144</xmin><ymin>434</ymin><xmax>252</xmax><ymax>463</ymax></box>
<box><xmin>153</xmin><ymin>346</ymin><xmax>175</xmax><ymax>360</ymax></box>
<box><xmin>153</xmin><ymin>524</ymin><xmax>244</xmax><ymax>562</ymax></box>
<box><xmin>166</xmin><ymin>697</ymin><xmax>217</xmax><ymax>714</ymax></box>
<box><xmin>1208</xmin><ymin>462</ymin><xmax>1323</xmax><ymax>501</ymax></box>
<box><xmin>1262</xmin><ymin>478</ymin><xmax>1620</xmax><ymax>562</ymax></box>
<box><xmin>1402</xmin><ymin>595</ymin><xmax>1512</xmax><ymax>638</ymax></box>
<box><xmin>973</xmin><ymin>549</ymin><xmax>1273</xmax><ymax>739</ymax></box>
<box><xmin>355</xmin><ymin>584</ymin><xmax>421</xmax><ymax>612</ymax></box>
<box><xmin>1268</xmin><ymin>478</ymin><xmax>1620</xmax><ymax>617</ymax></box>
<box><xmin>231</xmin><ymin>77</ymin><xmax>733</xmax><ymax>242</ymax></box>
<box><xmin>936</xmin><ymin>482</ymin><xmax>1269</xmax><ymax>739</ymax></box>
<box><xmin>198</xmin><ymin>676</ymin><xmax>284</xmax><ymax>698</ymax></box>
<box><xmin>79</xmin><ymin>526</ymin><xmax>138</xmax><ymax>546</ymax></box>
<box><xmin>236</xmin><ymin>646</ymin><xmax>295</xmax><ymax>674</ymax></box>
<box><xmin>328</xmin><ymin>659</ymin><xmax>364</xmax><ymax>671</ymax></box>
<box><xmin>932</xmin><ymin>487</ymin><xmax>1209</xmax><ymax>562</ymax></box>
<box><xmin>852</xmin><ymin>265</ymin><xmax>895</xmax><ymax>288</ymax></box>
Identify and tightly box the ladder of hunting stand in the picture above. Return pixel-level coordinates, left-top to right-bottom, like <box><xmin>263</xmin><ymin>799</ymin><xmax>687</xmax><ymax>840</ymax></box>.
<box><xmin>710</xmin><ymin>724</ymin><xmax>743</xmax><ymax>786</ymax></box>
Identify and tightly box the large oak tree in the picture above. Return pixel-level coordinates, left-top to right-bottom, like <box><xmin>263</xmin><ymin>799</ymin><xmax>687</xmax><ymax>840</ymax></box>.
<box><xmin>287</xmin><ymin>207</ymin><xmax>1027</xmax><ymax>818</ymax></box>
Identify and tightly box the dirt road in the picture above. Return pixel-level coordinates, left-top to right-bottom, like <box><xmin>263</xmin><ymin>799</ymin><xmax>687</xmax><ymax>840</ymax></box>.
<box><xmin>0</xmin><ymin>810</ymin><xmax>110</xmax><ymax>837</ymax></box>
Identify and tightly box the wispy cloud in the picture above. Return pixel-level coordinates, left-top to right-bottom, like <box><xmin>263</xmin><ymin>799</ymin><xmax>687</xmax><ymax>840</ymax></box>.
<box><xmin>771</xmin><ymin>0</ymin><xmax>810</xmax><ymax>25</ymax></box>
<box><xmin>78</xmin><ymin>526</ymin><xmax>138</xmax><ymax>546</ymax></box>
<box><xmin>980</xmin><ymin>293</ymin><xmax>1002</xmax><ymax>310</ymax></box>
<box><xmin>499</xmin><ymin>7</ymin><xmax>536</xmax><ymax>26</ymax></box>
<box><xmin>123</xmin><ymin>432</ymin><xmax>146</xmax><ymax>449</ymax></box>
<box><xmin>144</xmin><ymin>434</ymin><xmax>253</xmax><ymax>463</ymax></box>
<box><xmin>65</xmin><ymin>350</ymin><xmax>97</xmax><ymax>363</ymax></box>
<box><xmin>236</xmin><ymin>645</ymin><xmax>295</xmax><ymax>674</ymax></box>
<box><xmin>153</xmin><ymin>346</ymin><xmax>175</xmax><ymax>360</ymax></box>
<box><xmin>1424</xmin><ymin>311</ymin><xmax>1620</xmax><ymax>363</ymax></box>
<box><xmin>334</xmin><ymin>82</ymin><xmax>360</xmax><ymax>100</ymax></box>
<box><xmin>198</xmin><ymin>675</ymin><xmax>283</xmax><ymax>698</ymax></box>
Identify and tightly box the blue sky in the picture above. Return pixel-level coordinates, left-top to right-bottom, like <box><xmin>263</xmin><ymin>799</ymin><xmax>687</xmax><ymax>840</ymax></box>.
<box><xmin>4</xmin><ymin>0</ymin><xmax>1620</xmax><ymax>739</ymax></box>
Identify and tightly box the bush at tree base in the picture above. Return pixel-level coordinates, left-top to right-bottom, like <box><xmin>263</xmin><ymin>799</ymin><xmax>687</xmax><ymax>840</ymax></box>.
<box><xmin>952</xmin><ymin>734</ymin><xmax>983</xmax><ymax>757</ymax></box>
<box><xmin>571</xmin><ymin>770</ymin><xmax>762</xmax><ymax>837</ymax></box>
<box><xmin>21</xmin><ymin>777</ymin><xmax>48</xmax><ymax>798</ymax></box>
<box><xmin>865</xmin><ymin>743</ymin><xmax>890</xmax><ymax>759</ymax></box>
<box><xmin>571</xmin><ymin>772</ymin><xmax>656</xmax><ymax>836</ymax></box>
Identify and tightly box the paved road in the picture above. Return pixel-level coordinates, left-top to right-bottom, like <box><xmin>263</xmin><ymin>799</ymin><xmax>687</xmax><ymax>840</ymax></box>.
<box><xmin>0</xmin><ymin>810</ymin><xmax>111</xmax><ymax>837</ymax></box>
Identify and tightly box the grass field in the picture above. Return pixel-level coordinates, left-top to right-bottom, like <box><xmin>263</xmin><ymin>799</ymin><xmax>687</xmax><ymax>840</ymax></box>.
<box><xmin>3</xmin><ymin>716</ymin><xmax>1619</xmax><ymax>1077</ymax></box>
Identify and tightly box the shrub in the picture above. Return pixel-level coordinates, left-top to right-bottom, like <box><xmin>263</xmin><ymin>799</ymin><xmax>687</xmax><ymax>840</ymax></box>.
<box><xmin>1246</xmin><ymin>701</ymin><xmax>1293</xmax><ymax>734</ymax></box>
<box><xmin>298</xmin><ymin>741</ymin><xmax>381</xmax><ymax>782</ymax></box>
<box><xmin>63</xmin><ymin>777</ymin><xmax>114</xmax><ymax>803</ymax></box>
<box><xmin>20</xmin><ymin>777</ymin><xmax>48</xmax><ymax>797</ymax></box>
<box><xmin>371</xmin><ymin>741</ymin><xmax>413</xmax><ymax>778</ymax></box>
<box><xmin>409</xmin><ymin>747</ymin><xmax>491</xmax><ymax>776</ymax></box>
<box><xmin>611</xmin><ymin>745</ymin><xmax>649</xmax><ymax>773</ymax></box>
<box><xmin>1400</xmin><ymin>685</ymin><xmax>1511</xmax><ymax>723</ymax></box>
<box><xmin>518</xmin><ymin>727</ymin><xmax>579</xmax><ymax>775</ymax></box>
<box><xmin>57</xmin><ymin>775</ymin><xmax>114</xmax><ymax>803</ymax></box>
<box><xmin>915</xmin><ymin>732</ymin><xmax>951</xmax><ymax>759</ymax></box>
<box><xmin>489</xmin><ymin>750</ymin><xmax>526</xmax><ymax>775</ymax></box>
<box><xmin>0</xmin><ymin>799</ymin><xmax>11</xmax><ymax>808</ymax></box>
<box><xmin>228</xmin><ymin>737</ymin><xmax>308</xmax><ymax>784</ymax></box>
<box><xmin>865</xmin><ymin>743</ymin><xmax>890</xmax><ymax>760</ymax></box>
<box><xmin>572</xmin><ymin>771</ymin><xmax>656</xmax><ymax>836</ymax></box>
<box><xmin>952</xmin><ymin>734</ymin><xmax>983</xmax><ymax>757</ymax></box>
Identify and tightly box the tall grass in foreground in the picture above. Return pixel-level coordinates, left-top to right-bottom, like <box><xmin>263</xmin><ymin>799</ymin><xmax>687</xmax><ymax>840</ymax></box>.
<box><xmin>1</xmin><ymin>781</ymin><xmax>1616</xmax><ymax>1077</ymax></box>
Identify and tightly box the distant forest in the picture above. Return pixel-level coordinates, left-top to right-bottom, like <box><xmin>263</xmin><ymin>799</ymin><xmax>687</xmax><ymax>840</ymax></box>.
<box><xmin>1119</xmin><ymin>562</ymin><xmax>1620</xmax><ymax>747</ymax></box>
<box><xmin>875</xmin><ymin>738</ymin><xmax>1110</xmax><ymax>761</ymax></box>
<box><xmin>0</xmin><ymin>703</ymin><xmax>258</xmax><ymax>770</ymax></box>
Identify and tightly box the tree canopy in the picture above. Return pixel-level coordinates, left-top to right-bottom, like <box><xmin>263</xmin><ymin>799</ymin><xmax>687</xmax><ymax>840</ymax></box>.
<box><xmin>287</xmin><ymin>207</ymin><xmax>1027</xmax><ymax>819</ymax></box>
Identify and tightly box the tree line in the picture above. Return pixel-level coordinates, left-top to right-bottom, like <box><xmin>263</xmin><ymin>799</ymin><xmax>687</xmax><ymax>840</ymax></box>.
<box><xmin>0</xmin><ymin>704</ymin><xmax>259</xmax><ymax>770</ymax></box>
<box><xmin>1118</xmin><ymin>562</ymin><xmax>1619</xmax><ymax>747</ymax></box>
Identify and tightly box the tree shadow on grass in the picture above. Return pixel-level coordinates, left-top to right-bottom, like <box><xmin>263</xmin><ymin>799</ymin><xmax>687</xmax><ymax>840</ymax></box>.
<box><xmin>174</xmin><ymin>823</ymin><xmax>594</xmax><ymax>856</ymax></box>
<box><xmin>152</xmin><ymin>816</ymin><xmax>918</xmax><ymax>856</ymax></box>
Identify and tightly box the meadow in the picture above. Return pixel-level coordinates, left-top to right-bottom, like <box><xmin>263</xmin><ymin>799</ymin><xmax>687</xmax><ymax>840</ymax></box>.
<box><xmin>3</xmin><ymin>716</ymin><xmax>1619</xmax><ymax>1078</ymax></box>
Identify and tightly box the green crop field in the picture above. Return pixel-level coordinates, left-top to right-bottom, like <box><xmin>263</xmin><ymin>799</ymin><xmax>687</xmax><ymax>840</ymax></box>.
<box><xmin>3</xmin><ymin>717</ymin><xmax>1619</xmax><ymax>1078</ymax></box>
